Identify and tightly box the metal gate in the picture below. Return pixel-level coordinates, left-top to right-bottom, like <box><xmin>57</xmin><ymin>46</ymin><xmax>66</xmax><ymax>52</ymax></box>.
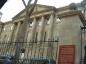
<box><xmin>0</xmin><ymin>41</ymin><xmax>58</xmax><ymax>64</ymax></box>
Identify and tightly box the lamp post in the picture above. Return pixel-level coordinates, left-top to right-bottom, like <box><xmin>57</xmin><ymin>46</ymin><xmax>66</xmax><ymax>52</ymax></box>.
<box><xmin>80</xmin><ymin>26</ymin><xmax>86</xmax><ymax>64</ymax></box>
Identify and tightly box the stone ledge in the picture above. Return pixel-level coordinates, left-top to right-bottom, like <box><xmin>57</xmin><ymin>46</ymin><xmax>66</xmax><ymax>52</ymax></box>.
<box><xmin>57</xmin><ymin>10</ymin><xmax>86</xmax><ymax>26</ymax></box>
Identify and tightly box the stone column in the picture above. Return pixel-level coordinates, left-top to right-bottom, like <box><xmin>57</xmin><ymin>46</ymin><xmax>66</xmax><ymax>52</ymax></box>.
<box><xmin>8</xmin><ymin>24</ymin><xmax>15</xmax><ymax>42</ymax></box>
<box><xmin>0</xmin><ymin>23</ymin><xmax>3</xmax><ymax>40</ymax></box>
<box><xmin>13</xmin><ymin>22</ymin><xmax>21</xmax><ymax>42</ymax></box>
<box><xmin>37</xmin><ymin>16</ymin><xmax>45</xmax><ymax>58</ymax></box>
<box><xmin>30</xmin><ymin>18</ymin><xmax>37</xmax><ymax>42</ymax></box>
<box><xmin>0</xmin><ymin>23</ymin><xmax>4</xmax><ymax>42</ymax></box>
<box><xmin>14</xmin><ymin>20</ymin><xmax>29</xmax><ymax>63</ymax></box>
<box><xmin>6</xmin><ymin>24</ymin><xmax>15</xmax><ymax>56</ymax></box>
<box><xmin>47</xmin><ymin>14</ymin><xmax>54</xmax><ymax>41</ymax></box>
<box><xmin>38</xmin><ymin>16</ymin><xmax>45</xmax><ymax>41</ymax></box>
<box><xmin>47</xmin><ymin>14</ymin><xmax>55</xmax><ymax>59</ymax></box>
<box><xmin>11</xmin><ymin>21</ymin><xmax>22</xmax><ymax>63</ymax></box>
<box><xmin>26</xmin><ymin>18</ymin><xmax>38</xmax><ymax>58</ymax></box>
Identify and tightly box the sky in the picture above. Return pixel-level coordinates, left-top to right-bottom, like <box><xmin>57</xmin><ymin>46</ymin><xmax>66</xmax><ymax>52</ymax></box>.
<box><xmin>0</xmin><ymin>0</ymin><xmax>82</xmax><ymax>22</ymax></box>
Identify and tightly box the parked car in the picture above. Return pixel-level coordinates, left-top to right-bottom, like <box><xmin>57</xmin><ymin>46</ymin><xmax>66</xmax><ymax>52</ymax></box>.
<box><xmin>0</xmin><ymin>56</ymin><xmax>13</xmax><ymax>64</ymax></box>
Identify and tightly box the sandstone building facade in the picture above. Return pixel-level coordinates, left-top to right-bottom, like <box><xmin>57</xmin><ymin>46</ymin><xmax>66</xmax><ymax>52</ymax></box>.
<box><xmin>0</xmin><ymin>1</ymin><xmax>86</xmax><ymax>64</ymax></box>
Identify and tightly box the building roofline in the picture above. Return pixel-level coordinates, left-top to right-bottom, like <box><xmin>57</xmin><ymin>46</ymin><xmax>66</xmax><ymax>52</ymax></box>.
<box><xmin>57</xmin><ymin>10</ymin><xmax>86</xmax><ymax>26</ymax></box>
<box><xmin>3</xmin><ymin>21</ymin><xmax>13</xmax><ymax>24</ymax></box>
<box><xmin>57</xmin><ymin>6</ymin><xmax>70</xmax><ymax>12</ymax></box>
<box><xmin>12</xmin><ymin>4</ymin><xmax>55</xmax><ymax>20</ymax></box>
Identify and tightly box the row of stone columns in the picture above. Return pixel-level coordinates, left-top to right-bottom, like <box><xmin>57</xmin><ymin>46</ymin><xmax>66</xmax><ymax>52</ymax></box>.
<box><xmin>29</xmin><ymin>16</ymin><xmax>46</xmax><ymax>43</ymax></box>
<box><xmin>7</xmin><ymin>13</ymin><xmax>55</xmax><ymax>59</ymax></box>
<box><xmin>29</xmin><ymin>14</ymin><xmax>55</xmax><ymax>43</ymax></box>
<box><xmin>27</xmin><ymin>14</ymin><xmax>55</xmax><ymax>59</ymax></box>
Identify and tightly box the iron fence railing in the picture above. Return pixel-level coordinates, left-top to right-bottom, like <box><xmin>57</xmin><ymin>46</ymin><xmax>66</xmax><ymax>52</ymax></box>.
<box><xmin>0</xmin><ymin>41</ymin><xmax>58</xmax><ymax>64</ymax></box>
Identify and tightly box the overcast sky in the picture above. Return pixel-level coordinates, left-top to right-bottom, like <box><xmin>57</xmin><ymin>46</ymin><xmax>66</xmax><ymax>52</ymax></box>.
<box><xmin>0</xmin><ymin>0</ymin><xmax>82</xmax><ymax>22</ymax></box>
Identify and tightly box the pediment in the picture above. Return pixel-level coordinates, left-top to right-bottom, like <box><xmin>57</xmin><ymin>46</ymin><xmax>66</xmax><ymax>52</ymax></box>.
<box><xmin>13</xmin><ymin>4</ymin><xmax>54</xmax><ymax>20</ymax></box>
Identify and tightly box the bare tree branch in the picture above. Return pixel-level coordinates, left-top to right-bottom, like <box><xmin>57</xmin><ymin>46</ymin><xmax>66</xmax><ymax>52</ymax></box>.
<box><xmin>22</xmin><ymin>0</ymin><xmax>27</xmax><ymax>8</ymax></box>
<box><xmin>28</xmin><ymin>0</ymin><xmax>38</xmax><ymax>17</ymax></box>
<box><xmin>22</xmin><ymin>0</ymin><xmax>38</xmax><ymax>18</ymax></box>
<box><xmin>27</xmin><ymin>0</ymin><xmax>32</xmax><ymax>7</ymax></box>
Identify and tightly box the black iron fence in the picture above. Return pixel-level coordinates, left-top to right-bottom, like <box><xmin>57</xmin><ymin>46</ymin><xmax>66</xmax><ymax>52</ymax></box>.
<box><xmin>0</xmin><ymin>41</ymin><xmax>58</xmax><ymax>64</ymax></box>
